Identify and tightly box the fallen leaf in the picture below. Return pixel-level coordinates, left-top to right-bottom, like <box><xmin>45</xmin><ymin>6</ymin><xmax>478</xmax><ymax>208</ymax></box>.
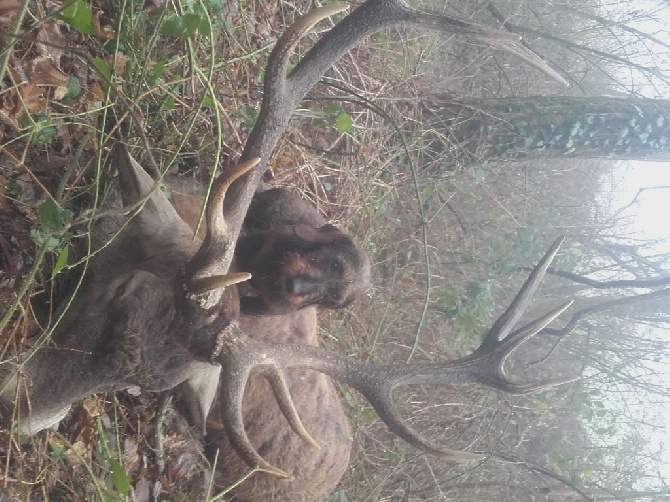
<box><xmin>63</xmin><ymin>439</ymin><xmax>92</xmax><ymax>465</ymax></box>
<box><xmin>0</xmin><ymin>0</ymin><xmax>19</xmax><ymax>19</ymax></box>
<box><xmin>86</xmin><ymin>81</ymin><xmax>104</xmax><ymax>104</ymax></box>
<box><xmin>14</xmin><ymin>83</ymin><xmax>46</xmax><ymax>115</ymax></box>
<box><xmin>122</xmin><ymin>437</ymin><xmax>141</xmax><ymax>475</ymax></box>
<box><xmin>92</xmin><ymin>10</ymin><xmax>116</xmax><ymax>40</ymax></box>
<box><xmin>27</xmin><ymin>56</ymin><xmax>70</xmax><ymax>87</ymax></box>
<box><xmin>53</xmin><ymin>85</ymin><xmax>68</xmax><ymax>100</ymax></box>
<box><xmin>81</xmin><ymin>397</ymin><xmax>102</xmax><ymax>418</ymax></box>
<box><xmin>105</xmin><ymin>52</ymin><xmax>127</xmax><ymax>76</ymax></box>
<box><xmin>36</xmin><ymin>21</ymin><xmax>68</xmax><ymax>64</ymax></box>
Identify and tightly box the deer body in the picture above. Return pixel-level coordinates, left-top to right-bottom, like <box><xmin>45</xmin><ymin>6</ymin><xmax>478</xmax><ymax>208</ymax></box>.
<box><xmin>207</xmin><ymin>309</ymin><xmax>352</xmax><ymax>501</ymax></box>
<box><xmin>0</xmin><ymin>146</ymin><xmax>246</xmax><ymax>435</ymax></box>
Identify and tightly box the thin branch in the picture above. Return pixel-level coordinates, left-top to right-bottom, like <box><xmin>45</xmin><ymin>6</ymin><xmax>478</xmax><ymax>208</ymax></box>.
<box><xmin>539</xmin><ymin>267</ymin><xmax>670</xmax><ymax>289</ymax></box>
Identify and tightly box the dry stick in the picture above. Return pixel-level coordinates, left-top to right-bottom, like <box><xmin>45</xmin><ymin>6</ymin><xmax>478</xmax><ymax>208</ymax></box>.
<box><xmin>486</xmin><ymin>2</ymin><xmax>668</xmax><ymax>83</ymax></box>
<box><xmin>543</xmin><ymin>287</ymin><xmax>670</xmax><ymax>339</ymax></box>
<box><xmin>154</xmin><ymin>391</ymin><xmax>172</xmax><ymax>475</ymax></box>
<box><xmin>0</xmin><ymin>0</ymin><xmax>30</xmax><ymax>84</ymax></box>
<box><xmin>564</xmin><ymin>5</ymin><xmax>670</xmax><ymax>52</ymax></box>
<box><xmin>494</xmin><ymin>452</ymin><xmax>596</xmax><ymax>501</ymax></box>
<box><xmin>541</xmin><ymin>267</ymin><xmax>670</xmax><ymax>289</ymax></box>
<box><xmin>529</xmin><ymin>286</ymin><xmax>670</xmax><ymax>369</ymax></box>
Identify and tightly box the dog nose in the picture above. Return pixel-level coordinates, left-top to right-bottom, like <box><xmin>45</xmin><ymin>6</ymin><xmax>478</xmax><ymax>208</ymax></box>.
<box><xmin>287</xmin><ymin>276</ymin><xmax>319</xmax><ymax>296</ymax></box>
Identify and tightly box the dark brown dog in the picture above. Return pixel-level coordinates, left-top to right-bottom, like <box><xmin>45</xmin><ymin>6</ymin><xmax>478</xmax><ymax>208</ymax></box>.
<box><xmin>171</xmin><ymin>185</ymin><xmax>370</xmax><ymax>315</ymax></box>
<box><xmin>236</xmin><ymin>188</ymin><xmax>369</xmax><ymax>314</ymax></box>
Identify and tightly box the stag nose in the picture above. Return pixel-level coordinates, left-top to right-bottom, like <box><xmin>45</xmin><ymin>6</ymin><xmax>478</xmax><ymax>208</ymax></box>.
<box><xmin>287</xmin><ymin>276</ymin><xmax>319</xmax><ymax>297</ymax></box>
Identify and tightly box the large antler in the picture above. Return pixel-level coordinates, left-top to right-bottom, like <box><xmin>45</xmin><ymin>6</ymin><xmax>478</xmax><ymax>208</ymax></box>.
<box><xmin>215</xmin><ymin>237</ymin><xmax>575</xmax><ymax>477</ymax></box>
<box><xmin>222</xmin><ymin>0</ymin><xmax>567</xmax><ymax>255</ymax></box>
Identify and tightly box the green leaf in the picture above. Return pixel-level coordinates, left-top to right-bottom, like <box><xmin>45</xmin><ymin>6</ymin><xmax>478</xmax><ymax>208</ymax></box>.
<box><xmin>49</xmin><ymin>443</ymin><xmax>65</xmax><ymax>459</ymax></box>
<box><xmin>360</xmin><ymin>408</ymin><xmax>376</xmax><ymax>425</ymax></box>
<box><xmin>335</xmin><ymin>113</ymin><xmax>353</xmax><ymax>133</ymax></box>
<box><xmin>58</xmin><ymin>0</ymin><xmax>97</xmax><ymax>36</ymax></box>
<box><xmin>161</xmin><ymin>13</ymin><xmax>209</xmax><ymax>38</ymax></box>
<box><xmin>37</xmin><ymin>199</ymin><xmax>70</xmax><ymax>234</ymax></box>
<box><xmin>197</xmin><ymin>15</ymin><xmax>212</xmax><ymax>36</ymax></box>
<box><xmin>239</xmin><ymin>105</ymin><xmax>258</xmax><ymax>132</ymax></box>
<box><xmin>18</xmin><ymin>112</ymin><xmax>32</xmax><ymax>129</ymax></box>
<box><xmin>51</xmin><ymin>246</ymin><xmax>69</xmax><ymax>278</ymax></box>
<box><xmin>91</xmin><ymin>57</ymin><xmax>112</xmax><ymax>91</ymax></box>
<box><xmin>34</xmin><ymin>124</ymin><xmax>57</xmax><ymax>147</ymax></box>
<box><xmin>147</xmin><ymin>61</ymin><xmax>165</xmax><ymax>85</ymax></box>
<box><xmin>67</xmin><ymin>75</ymin><xmax>81</xmax><ymax>98</ymax></box>
<box><xmin>109</xmin><ymin>458</ymin><xmax>132</xmax><ymax>495</ymax></box>
<box><xmin>31</xmin><ymin>229</ymin><xmax>61</xmax><ymax>251</ymax></box>
<box><xmin>324</xmin><ymin>103</ymin><xmax>342</xmax><ymax>115</ymax></box>
<box><xmin>202</xmin><ymin>94</ymin><xmax>217</xmax><ymax>110</ymax></box>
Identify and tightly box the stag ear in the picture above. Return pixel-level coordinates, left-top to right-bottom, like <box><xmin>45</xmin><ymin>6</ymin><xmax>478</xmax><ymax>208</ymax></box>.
<box><xmin>112</xmin><ymin>144</ymin><xmax>197</xmax><ymax>251</ymax></box>
<box><xmin>175</xmin><ymin>363</ymin><xmax>222</xmax><ymax>435</ymax></box>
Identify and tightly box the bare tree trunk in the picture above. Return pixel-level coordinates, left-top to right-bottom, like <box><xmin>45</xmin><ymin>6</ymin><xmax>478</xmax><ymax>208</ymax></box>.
<box><xmin>424</xmin><ymin>96</ymin><xmax>670</xmax><ymax>163</ymax></box>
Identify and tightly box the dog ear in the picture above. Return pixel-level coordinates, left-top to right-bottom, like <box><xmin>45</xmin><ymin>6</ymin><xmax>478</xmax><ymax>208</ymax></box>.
<box><xmin>293</xmin><ymin>224</ymin><xmax>349</xmax><ymax>244</ymax></box>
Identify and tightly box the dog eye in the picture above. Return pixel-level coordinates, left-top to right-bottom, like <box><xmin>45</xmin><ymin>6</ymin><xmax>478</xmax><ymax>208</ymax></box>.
<box><xmin>329</xmin><ymin>260</ymin><xmax>344</xmax><ymax>273</ymax></box>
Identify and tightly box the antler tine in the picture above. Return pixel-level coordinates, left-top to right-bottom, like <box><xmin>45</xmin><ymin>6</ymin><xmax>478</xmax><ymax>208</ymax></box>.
<box><xmin>486</xmin><ymin>236</ymin><xmax>565</xmax><ymax>344</ymax></box>
<box><xmin>287</xmin><ymin>0</ymin><xmax>566</xmax><ymax>109</ymax></box>
<box><xmin>223</xmin><ymin>5</ymin><xmax>349</xmax><ymax>245</ymax></box>
<box><xmin>491</xmin><ymin>300</ymin><xmax>576</xmax><ymax>393</ymax></box>
<box><xmin>185</xmin><ymin>159</ymin><xmax>259</xmax><ymax>298</ymax></box>
<box><xmin>361</xmin><ymin>383</ymin><xmax>484</xmax><ymax>461</ymax></box>
<box><xmin>217</xmin><ymin>330</ymin><xmax>488</xmax><ymax>476</ymax></box>
<box><xmin>466</xmin><ymin>236</ymin><xmax>578</xmax><ymax>393</ymax></box>
<box><xmin>218</xmin><ymin>327</ymin><xmax>321</xmax><ymax>479</ymax></box>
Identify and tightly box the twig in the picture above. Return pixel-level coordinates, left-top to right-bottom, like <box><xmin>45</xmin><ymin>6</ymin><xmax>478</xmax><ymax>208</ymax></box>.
<box><xmin>154</xmin><ymin>391</ymin><xmax>172</xmax><ymax>475</ymax></box>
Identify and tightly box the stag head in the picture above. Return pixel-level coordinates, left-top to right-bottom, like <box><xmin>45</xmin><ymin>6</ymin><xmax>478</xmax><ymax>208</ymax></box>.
<box><xmin>0</xmin><ymin>145</ymin><xmax>256</xmax><ymax>435</ymax></box>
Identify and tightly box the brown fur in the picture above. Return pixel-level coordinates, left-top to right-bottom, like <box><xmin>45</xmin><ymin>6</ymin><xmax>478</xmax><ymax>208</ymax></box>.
<box><xmin>205</xmin><ymin>308</ymin><xmax>352</xmax><ymax>501</ymax></box>
<box><xmin>171</xmin><ymin>185</ymin><xmax>370</xmax><ymax>315</ymax></box>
